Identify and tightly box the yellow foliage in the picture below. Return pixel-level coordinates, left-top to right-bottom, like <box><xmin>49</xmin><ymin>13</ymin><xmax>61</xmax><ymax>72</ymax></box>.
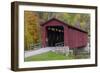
<box><xmin>24</xmin><ymin>11</ymin><xmax>40</xmax><ymax>50</ymax></box>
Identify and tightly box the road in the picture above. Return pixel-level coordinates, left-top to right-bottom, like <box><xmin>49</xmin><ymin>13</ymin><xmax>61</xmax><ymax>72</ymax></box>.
<box><xmin>25</xmin><ymin>47</ymin><xmax>53</xmax><ymax>58</ymax></box>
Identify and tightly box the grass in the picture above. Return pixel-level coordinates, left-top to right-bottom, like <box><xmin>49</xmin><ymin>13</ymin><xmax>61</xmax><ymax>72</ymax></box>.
<box><xmin>75</xmin><ymin>53</ymin><xmax>90</xmax><ymax>59</ymax></box>
<box><xmin>25</xmin><ymin>51</ymin><xmax>75</xmax><ymax>61</ymax></box>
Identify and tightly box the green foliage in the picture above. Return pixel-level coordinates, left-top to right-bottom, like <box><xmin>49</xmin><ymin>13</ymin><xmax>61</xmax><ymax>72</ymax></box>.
<box><xmin>37</xmin><ymin>12</ymin><xmax>90</xmax><ymax>32</ymax></box>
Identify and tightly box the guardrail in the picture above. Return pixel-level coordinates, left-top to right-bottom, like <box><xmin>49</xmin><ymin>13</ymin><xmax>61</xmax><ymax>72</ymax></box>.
<box><xmin>55</xmin><ymin>42</ymin><xmax>64</xmax><ymax>46</ymax></box>
<box><xmin>29</xmin><ymin>43</ymin><xmax>42</xmax><ymax>50</ymax></box>
<box><xmin>51</xmin><ymin>46</ymin><xmax>70</xmax><ymax>56</ymax></box>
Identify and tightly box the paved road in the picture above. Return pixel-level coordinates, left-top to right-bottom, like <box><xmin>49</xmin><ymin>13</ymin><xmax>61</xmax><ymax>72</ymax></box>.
<box><xmin>25</xmin><ymin>47</ymin><xmax>53</xmax><ymax>58</ymax></box>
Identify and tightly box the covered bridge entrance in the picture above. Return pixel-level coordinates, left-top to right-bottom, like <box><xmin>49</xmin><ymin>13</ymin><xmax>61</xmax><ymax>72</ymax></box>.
<box><xmin>46</xmin><ymin>26</ymin><xmax>64</xmax><ymax>47</ymax></box>
<box><xmin>41</xmin><ymin>18</ymin><xmax>88</xmax><ymax>49</ymax></box>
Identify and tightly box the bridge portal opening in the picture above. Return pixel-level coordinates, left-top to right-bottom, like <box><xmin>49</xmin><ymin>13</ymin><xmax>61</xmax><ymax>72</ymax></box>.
<box><xmin>46</xmin><ymin>26</ymin><xmax>64</xmax><ymax>47</ymax></box>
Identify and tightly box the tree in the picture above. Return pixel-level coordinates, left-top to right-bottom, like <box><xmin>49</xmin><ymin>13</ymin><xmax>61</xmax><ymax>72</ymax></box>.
<box><xmin>24</xmin><ymin>11</ymin><xmax>41</xmax><ymax>50</ymax></box>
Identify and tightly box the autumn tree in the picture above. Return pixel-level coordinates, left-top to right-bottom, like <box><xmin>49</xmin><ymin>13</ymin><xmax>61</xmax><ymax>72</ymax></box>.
<box><xmin>24</xmin><ymin>11</ymin><xmax>41</xmax><ymax>50</ymax></box>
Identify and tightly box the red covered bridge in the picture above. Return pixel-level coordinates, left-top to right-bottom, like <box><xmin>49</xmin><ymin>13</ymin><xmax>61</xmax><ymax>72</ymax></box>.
<box><xmin>41</xmin><ymin>18</ymin><xmax>88</xmax><ymax>49</ymax></box>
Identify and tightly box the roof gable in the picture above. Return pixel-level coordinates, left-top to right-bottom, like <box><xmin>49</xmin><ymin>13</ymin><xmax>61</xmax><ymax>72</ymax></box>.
<box><xmin>41</xmin><ymin>18</ymin><xmax>68</xmax><ymax>26</ymax></box>
<box><xmin>41</xmin><ymin>18</ymin><xmax>87</xmax><ymax>33</ymax></box>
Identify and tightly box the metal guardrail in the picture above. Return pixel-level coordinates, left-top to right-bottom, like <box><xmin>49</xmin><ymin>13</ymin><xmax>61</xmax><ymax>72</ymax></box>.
<box><xmin>55</xmin><ymin>42</ymin><xmax>64</xmax><ymax>46</ymax></box>
<box><xmin>51</xmin><ymin>46</ymin><xmax>69</xmax><ymax>56</ymax></box>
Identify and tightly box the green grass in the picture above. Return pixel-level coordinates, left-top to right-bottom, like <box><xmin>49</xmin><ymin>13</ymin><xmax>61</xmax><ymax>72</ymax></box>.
<box><xmin>75</xmin><ymin>53</ymin><xmax>90</xmax><ymax>59</ymax></box>
<box><xmin>25</xmin><ymin>51</ymin><xmax>75</xmax><ymax>61</ymax></box>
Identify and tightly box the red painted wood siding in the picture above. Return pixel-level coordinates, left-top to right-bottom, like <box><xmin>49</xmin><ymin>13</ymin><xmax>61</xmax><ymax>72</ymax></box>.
<box><xmin>68</xmin><ymin>27</ymin><xmax>88</xmax><ymax>48</ymax></box>
<box><xmin>41</xmin><ymin>27</ymin><xmax>46</xmax><ymax>47</ymax></box>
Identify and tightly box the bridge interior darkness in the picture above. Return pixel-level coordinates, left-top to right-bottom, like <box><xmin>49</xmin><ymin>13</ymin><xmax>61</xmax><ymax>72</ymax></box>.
<box><xmin>46</xmin><ymin>26</ymin><xmax>64</xmax><ymax>47</ymax></box>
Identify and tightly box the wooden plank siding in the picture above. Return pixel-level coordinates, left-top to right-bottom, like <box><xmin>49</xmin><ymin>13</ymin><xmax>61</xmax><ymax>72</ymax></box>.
<box><xmin>68</xmin><ymin>27</ymin><xmax>88</xmax><ymax>48</ymax></box>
